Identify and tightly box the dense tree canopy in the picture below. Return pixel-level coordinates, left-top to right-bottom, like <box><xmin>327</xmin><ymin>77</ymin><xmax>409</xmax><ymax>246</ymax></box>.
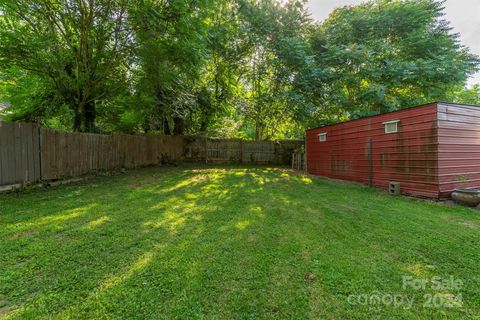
<box><xmin>0</xmin><ymin>0</ymin><xmax>132</xmax><ymax>132</ymax></box>
<box><xmin>0</xmin><ymin>0</ymin><xmax>478</xmax><ymax>139</ymax></box>
<box><xmin>310</xmin><ymin>0</ymin><xmax>479</xmax><ymax>119</ymax></box>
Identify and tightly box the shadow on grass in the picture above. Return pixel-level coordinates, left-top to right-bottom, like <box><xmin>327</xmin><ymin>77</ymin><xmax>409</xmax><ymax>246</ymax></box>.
<box><xmin>0</xmin><ymin>165</ymin><xmax>479</xmax><ymax>319</ymax></box>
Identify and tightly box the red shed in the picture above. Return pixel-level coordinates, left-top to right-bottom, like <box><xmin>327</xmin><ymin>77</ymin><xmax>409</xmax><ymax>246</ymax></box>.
<box><xmin>306</xmin><ymin>102</ymin><xmax>480</xmax><ymax>199</ymax></box>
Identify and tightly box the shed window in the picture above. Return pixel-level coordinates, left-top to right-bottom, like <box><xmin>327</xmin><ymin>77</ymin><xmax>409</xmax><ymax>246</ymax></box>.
<box><xmin>318</xmin><ymin>132</ymin><xmax>327</xmax><ymax>142</ymax></box>
<box><xmin>383</xmin><ymin>120</ymin><xmax>400</xmax><ymax>134</ymax></box>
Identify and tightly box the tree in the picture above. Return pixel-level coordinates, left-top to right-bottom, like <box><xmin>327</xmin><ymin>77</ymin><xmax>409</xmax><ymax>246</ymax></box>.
<box><xmin>310</xmin><ymin>0</ymin><xmax>479</xmax><ymax>118</ymax></box>
<box><xmin>446</xmin><ymin>84</ymin><xmax>480</xmax><ymax>105</ymax></box>
<box><xmin>236</xmin><ymin>0</ymin><xmax>314</xmax><ymax>140</ymax></box>
<box><xmin>0</xmin><ymin>0</ymin><xmax>132</xmax><ymax>132</ymax></box>
<box><xmin>129</xmin><ymin>0</ymin><xmax>214</xmax><ymax>135</ymax></box>
<box><xmin>190</xmin><ymin>0</ymin><xmax>248</xmax><ymax>136</ymax></box>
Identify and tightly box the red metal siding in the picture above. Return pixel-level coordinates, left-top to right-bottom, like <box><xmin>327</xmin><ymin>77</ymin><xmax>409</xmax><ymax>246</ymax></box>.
<box><xmin>306</xmin><ymin>103</ymin><xmax>439</xmax><ymax>198</ymax></box>
<box><xmin>438</xmin><ymin>103</ymin><xmax>480</xmax><ymax>198</ymax></box>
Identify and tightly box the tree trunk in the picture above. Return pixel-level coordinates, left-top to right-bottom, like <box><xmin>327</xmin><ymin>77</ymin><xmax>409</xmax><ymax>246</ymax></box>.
<box><xmin>83</xmin><ymin>101</ymin><xmax>96</xmax><ymax>132</ymax></box>
<box><xmin>200</xmin><ymin>120</ymin><xmax>208</xmax><ymax>133</ymax></box>
<box><xmin>142</xmin><ymin>119</ymin><xmax>150</xmax><ymax>133</ymax></box>
<box><xmin>255</xmin><ymin>119</ymin><xmax>263</xmax><ymax>141</ymax></box>
<box><xmin>163</xmin><ymin>117</ymin><xmax>172</xmax><ymax>135</ymax></box>
<box><xmin>173</xmin><ymin>117</ymin><xmax>185</xmax><ymax>135</ymax></box>
<box><xmin>73</xmin><ymin>109</ymin><xmax>82</xmax><ymax>132</ymax></box>
<box><xmin>71</xmin><ymin>100</ymin><xmax>96</xmax><ymax>132</ymax></box>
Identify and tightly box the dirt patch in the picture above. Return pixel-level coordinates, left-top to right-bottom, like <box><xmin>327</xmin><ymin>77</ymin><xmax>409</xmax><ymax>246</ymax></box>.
<box><xmin>0</xmin><ymin>300</ymin><xmax>13</xmax><ymax>317</ymax></box>
<box><xmin>451</xmin><ymin>219</ymin><xmax>480</xmax><ymax>229</ymax></box>
<box><xmin>304</xmin><ymin>272</ymin><xmax>317</xmax><ymax>282</ymax></box>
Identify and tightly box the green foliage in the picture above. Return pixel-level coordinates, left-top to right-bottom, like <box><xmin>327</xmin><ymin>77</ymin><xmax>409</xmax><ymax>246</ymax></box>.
<box><xmin>0</xmin><ymin>0</ymin><xmax>132</xmax><ymax>132</ymax></box>
<box><xmin>310</xmin><ymin>0</ymin><xmax>479</xmax><ymax>118</ymax></box>
<box><xmin>128</xmin><ymin>0</ymin><xmax>213</xmax><ymax>135</ymax></box>
<box><xmin>0</xmin><ymin>67</ymin><xmax>73</xmax><ymax>130</ymax></box>
<box><xmin>234</xmin><ymin>0</ymin><xmax>314</xmax><ymax>140</ymax></box>
<box><xmin>447</xmin><ymin>85</ymin><xmax>480</xmax><ymax>105</ymax></box>
<box><xmin>189</xmin><ymin>0</ymin><xmax>249</xmax><ymax>136</ymax></box>
<box><xmin>0</xmin><ymin>0</ymin><xmax>478</xmax><ymax>137</ymax></box>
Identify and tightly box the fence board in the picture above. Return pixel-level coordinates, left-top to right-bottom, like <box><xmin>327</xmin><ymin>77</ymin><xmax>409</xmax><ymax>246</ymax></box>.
<box><xmin>206</xmin><ymin>139</ymin><xmax>242</xmax><ymax>162</ymax></box>
<box><xmin>24</xmin><ymin>123</ymin><xmax>35</xmax><ymax>181</ymax></box>
<box><xmin>32</xmin><ymin>125</ymin><xmax>41</xmax><ymax>180</ymax></box>
<box><xmin>13</xmin><ymin>123</ymin><xmax>23</xmax><ymax>181</ymax></box>
<box><xmin>0</xmin><ymin>122</ymin><xmax>11</xmax><ymax>183</ymax></box>
<box><xmin>7</xmin><ymin>122</ymin><xmax>16</xmax><ymax>183</ymax></box>
<box><xmin>242</xmin><ymin>141</ymin><xmax>273</xmax><ymax>163</ymax></box>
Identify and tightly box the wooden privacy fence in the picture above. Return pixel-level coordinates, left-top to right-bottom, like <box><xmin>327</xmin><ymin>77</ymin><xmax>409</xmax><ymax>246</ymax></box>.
<box><xmin>40</xmin><ymin>129</ymin><xmax>184</xmax><ymax>180</ymax></box>
<box><xmin>183</xmin><ymin>137</ymin><xmax>303</xmax><ymax>164</ymax></box>
<box><xmin>0</xmin><ymin>121</ymin><xmax>304</xmax><ymax>186</ymax></box>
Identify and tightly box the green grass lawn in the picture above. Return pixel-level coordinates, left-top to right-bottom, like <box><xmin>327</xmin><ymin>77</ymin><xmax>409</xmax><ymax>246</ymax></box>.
<box><xmin>1</xmin><ymin>165</ymin><xmax>480</xmax><ymax>319</ymax></box>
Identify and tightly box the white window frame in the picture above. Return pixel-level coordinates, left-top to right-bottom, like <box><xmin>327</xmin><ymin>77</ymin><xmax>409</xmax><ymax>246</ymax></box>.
<box><xmin>383</xmin><ymin>120</ymin><xmax>400</xmax><ymax>134</ymax></box>
<box><xmin>318</xmin><ymin>132</ymin><xmax>327</xmax><ymax>142</ymax></box>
